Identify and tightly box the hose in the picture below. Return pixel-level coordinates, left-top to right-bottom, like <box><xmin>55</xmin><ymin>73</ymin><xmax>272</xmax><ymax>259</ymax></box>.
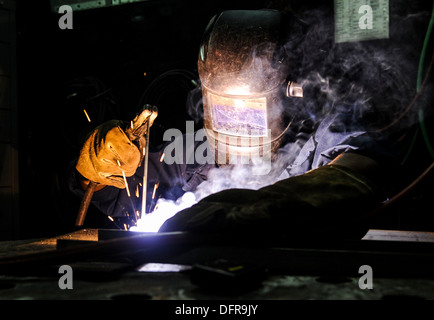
<box><xmin>417</xmin><ymin>0</ymin><xmax>434</xmax><ymax>159</ymax></box>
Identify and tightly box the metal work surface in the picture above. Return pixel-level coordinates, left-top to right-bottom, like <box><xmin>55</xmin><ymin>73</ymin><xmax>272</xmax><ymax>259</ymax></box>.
<box><xmin>0</xmin><ymin>229</ymin><xmax>433</xmax><ymax>300</ymax></box>
<box><xmin>1</xmin><ymin>269</ymin><xmax>433</xmax><ymax>300</ymax></box>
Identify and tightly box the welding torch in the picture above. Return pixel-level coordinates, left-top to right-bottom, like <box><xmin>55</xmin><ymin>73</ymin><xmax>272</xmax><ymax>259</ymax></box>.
<box><xmin>75</xmin><ymin>105</ymin><xmax>157</xmax><ymax>227</ymax></box>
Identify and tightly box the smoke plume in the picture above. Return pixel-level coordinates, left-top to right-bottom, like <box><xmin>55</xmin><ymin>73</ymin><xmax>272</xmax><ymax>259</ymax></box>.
<box><xmin>184</xmin><ymin>3</ymin><xmax>433</xmax><ymax>198</ymax></box>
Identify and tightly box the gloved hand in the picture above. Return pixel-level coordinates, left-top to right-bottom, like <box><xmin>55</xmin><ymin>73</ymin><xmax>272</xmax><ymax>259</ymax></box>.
<box><xmin>159</xmin><ymin>157</ymin><xmax>382</xmax><ymax>240</ymax></box>
<box><xmin>76</xmin><ymin>106</ymin><xmax>157</xmax><ymax>189</ymax></box>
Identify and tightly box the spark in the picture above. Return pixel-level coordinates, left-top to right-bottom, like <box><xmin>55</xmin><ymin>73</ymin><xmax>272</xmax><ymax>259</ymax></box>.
<box><xmin>83</xmin><ymin>109</ymin><xmax>91</xmax><ymax>122</ymax></box>
<box><xmin>152</xmin><ymin>182</ymin><xmax>159</xmax><ymax>200</ymax></box>
<box><xmin>117</xmin><ymin>160</ymin><xmax>131</xmax><ymax>197</ymax></box>
<box><xmin>159</xmin><ymin>153</ymin><xmax>165</xmax><ymax>162</ymax></box>
<box><xmin>107</xmin><ymin>216</ymin><xmax>122</xmax><ymax>229</ymax></box>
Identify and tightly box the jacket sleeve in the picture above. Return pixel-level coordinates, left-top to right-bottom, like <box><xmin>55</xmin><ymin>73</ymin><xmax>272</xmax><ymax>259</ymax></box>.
<box><xmin>159</xmin><ymin>158</ymin><xmax>382</xmax><ymax>241</ymax></box>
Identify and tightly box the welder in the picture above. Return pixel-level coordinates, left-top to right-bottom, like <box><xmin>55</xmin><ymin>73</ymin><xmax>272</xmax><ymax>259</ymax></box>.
<box><xmin>68</xmin><ymin>9</ymin><xmax>401</xmax><ymax>240</ymax></box>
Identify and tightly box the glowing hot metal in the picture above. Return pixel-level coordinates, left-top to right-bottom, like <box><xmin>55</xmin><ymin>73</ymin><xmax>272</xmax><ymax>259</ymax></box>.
<box><xmin>131</xmin><ymin>192</ymin><xmax>197</xmax><ymax>233</ymax></box>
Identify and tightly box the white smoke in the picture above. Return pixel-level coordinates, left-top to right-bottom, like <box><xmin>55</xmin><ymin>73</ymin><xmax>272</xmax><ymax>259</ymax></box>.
<box><xmin>130</xmin><ymin>138</ymin><xmax>302</xmax><ymax>233</ymax></box>
<box><xmin>131</xmin><ymin>3</ymin><xmax>432</xmax><ymax>233</ymax></box>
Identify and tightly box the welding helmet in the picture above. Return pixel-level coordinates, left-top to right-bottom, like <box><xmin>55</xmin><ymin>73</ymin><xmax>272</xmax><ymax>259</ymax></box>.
<box><xmin>198</xmin><ymin>9</ymin><xmax>303</xmax><ymax>166</ymax></box>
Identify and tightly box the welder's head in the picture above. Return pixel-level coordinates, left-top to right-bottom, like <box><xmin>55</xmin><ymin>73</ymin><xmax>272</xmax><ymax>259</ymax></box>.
<box><xmin>198</xmin><ymin>10</ymin><xmax>304</xmax><ymax>166</ymax></box>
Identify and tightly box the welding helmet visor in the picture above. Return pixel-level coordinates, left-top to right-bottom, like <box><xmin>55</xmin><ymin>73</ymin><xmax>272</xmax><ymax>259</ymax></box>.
<box><xmin>198</xmin><ymin>10</ymin><xmax>303</xmax><ymax>165</ymax></box>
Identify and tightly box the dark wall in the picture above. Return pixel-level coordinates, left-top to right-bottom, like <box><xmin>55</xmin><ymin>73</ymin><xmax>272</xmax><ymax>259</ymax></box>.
<box><xmin>15</xmin><ymin>0</ymin><xmax>434</xmax><ymax>238</ymax></box>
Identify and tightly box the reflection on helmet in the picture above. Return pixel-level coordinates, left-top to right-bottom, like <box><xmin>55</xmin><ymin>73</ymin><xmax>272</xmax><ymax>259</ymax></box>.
<box><xmin>198</xmin><ymin>9</ymin><xmax>304</xmax><ymax>165</ymax></box>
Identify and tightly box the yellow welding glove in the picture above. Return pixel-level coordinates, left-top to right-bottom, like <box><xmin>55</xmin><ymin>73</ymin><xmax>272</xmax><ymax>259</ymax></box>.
<box><xmin>76</xmin><ymin>108</ymin><xmax>157</xmax><ymax>189</ymax></box>
<box><xmin>159</xmin><ymin>154</ymin><xmax>382</xmax><ymax>240</ymax></box>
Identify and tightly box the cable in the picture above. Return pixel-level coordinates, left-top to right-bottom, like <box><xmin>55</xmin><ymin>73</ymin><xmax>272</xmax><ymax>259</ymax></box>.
<box><xmin>416</xmin><ymin>1</ymin><xmax>434</xmax><ymax>159</ymax></box>
<box><xmin>401</xmin><ymin>126</ymin><xmax>420</xmax><ymax>165</ymax></box>
<box><xmin>397</xmin><ymin>2</ymin><xmax>434</xmax><ymax>163</ymax></box>
<box><xmin>418</xmin><ymin>108</ymin><xmax>434</xmax><ymax>158</ymax></box>
<box><xmin>417</xmin><ymin>1</ymin><xmax>434</xmax><ymax>92</ymax></box>
<box><xmin>377</xmin><ymin>51</ymin><xmax>434</xmax><ymax>133</ymax></box>
<box><xmin>361</xmin><ymin>160</ymin><xmax>434</xmax><ymax>222</ymax></box>
<box><xmin>377</xmin><ymin>1</ymin><xmax>434</xmax><ymax>134</ymax></box>
<box><xmin>365</xmin><ymin>2</ymin><xmax>434</xmax><ymax>222</ymax></box>
<box><xmin>137</xmin><ymin>69</ymin><xmax>198</xmax><ymax>111</ymax></box>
